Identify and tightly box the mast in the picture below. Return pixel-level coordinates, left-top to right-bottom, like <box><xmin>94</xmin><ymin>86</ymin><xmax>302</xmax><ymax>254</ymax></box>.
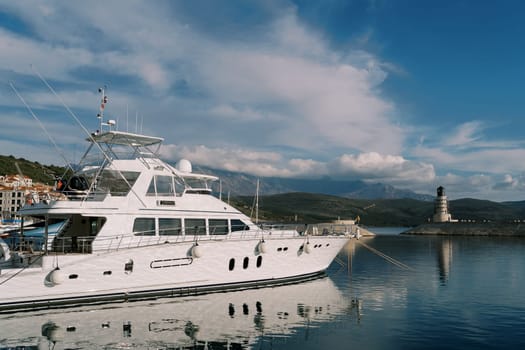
<box><xmin>255</xmin><ymin>179</ymin><xmax>259</xmax><ymax>224</ymax></box>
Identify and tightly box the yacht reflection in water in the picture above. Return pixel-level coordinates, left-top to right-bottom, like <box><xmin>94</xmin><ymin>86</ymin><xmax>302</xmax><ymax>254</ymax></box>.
<box><xmin>0</xmin><ymin>276</ymin><xmax>352</xmax><ymax>349</ymax></box>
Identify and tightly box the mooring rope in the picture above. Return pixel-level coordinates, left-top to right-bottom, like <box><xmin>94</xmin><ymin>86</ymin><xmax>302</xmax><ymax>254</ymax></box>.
<box><xmin>357</xmin><ymin>240</ymin><xmax>414</xmax><ymax>271</ymax></box>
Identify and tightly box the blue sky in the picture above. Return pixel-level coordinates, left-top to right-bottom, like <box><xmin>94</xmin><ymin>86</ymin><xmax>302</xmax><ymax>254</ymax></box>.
<box><xmin>1</xmin><ymin>0</ymin><xmax>525</xmax><ymax>201</ymax></box>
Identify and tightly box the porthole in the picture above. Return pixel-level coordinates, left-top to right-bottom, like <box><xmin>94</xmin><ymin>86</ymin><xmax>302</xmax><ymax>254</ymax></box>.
<box><xmin>125</xmin><ymin>259</ymin><xmax>134</xmax><ymax>274</ymax></box>
<box><xmin>283</xmin><ymin>247</ymin><xmax>288</xmax><ymax>251</ymax></box>
<box><xmin>103</xmin><ymin>270</ymin><xmax>112</xmax><ymax>276</ymax></box>
<box><xmin>68</xmin><ymin>274</ymin><xmax>78</xmax><ymax>279</ymax></box>
<box><xmin>277</xmin><ymin>247</ymin><xmax>283</xmax><ymax>252</ymax></box>
<box><xmin>229</xmin><ymin>258</ymin><xmax>235</xmax><ymax>271</ymax></box>
<box><xmin>243</xmin><ymin>257</ymin><xmax>249</xmax><ymax>269</ymax></box>
<box><xmin>256</xmin><ymin>255</ymin><xmax>263</xmax><ymax>268</ymax></box>
<box><xmin>326</xmin><ymin>243</ymin><xmax>330</xmax><ymax>247</ymax></box>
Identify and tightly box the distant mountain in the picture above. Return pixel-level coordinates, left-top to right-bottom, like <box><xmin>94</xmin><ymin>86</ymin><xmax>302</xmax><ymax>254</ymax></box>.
<box><xmin>2</xmin><ymin>154</ymin><xmax>525</xmax><ymax>226</ymax></box>
<box><xmin>232</xmin><ymin>192</ymin><xmax>525</xmax><ymax>226</ymax></box>
<box><xmin>192</xmin><ymin>166</ymin><xmax>434</xmax><ymax>201</ymax></box>
<box><xmin>0</xmin><ymin>154</ymin><xmax>432</xmax><ymax>200</ymax></box>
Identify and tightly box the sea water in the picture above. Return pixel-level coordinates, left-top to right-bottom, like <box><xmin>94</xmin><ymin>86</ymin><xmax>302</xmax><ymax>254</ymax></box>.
<box><xmin>1</xmin><ymin>232</ymin><xmax>525</xmax><ymax>349</ymax></box>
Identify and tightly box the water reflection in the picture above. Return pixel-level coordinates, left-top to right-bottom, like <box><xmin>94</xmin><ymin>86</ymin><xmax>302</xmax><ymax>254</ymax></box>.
<box><xmin>437</xmin><ymin>238</ymin><xmax>453</xmax><ymax>285</ymax></box>
<box><xmin>0</xmin><ymin>276</ymin><xmax>352</xmax><ymax>349</ymax></box>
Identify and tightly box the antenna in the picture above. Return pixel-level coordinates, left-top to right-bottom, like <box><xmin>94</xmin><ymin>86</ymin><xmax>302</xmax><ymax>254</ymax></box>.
<box><xmin>9</xmin><ymin>81</ymin><xmax>75</xmax><ymax>173</ymax></box>
<box><xmin>256</xmin><ymin>179</ymin><xmax>259</xmax><ymax>224</ymax></box>
<box><xmin>97</xmin><ymin>87</ymin><xmax>116</xmax><ymax>132</ymax></box>
<box><xmin>31</xmin><ymin>66</ymin><xmax>147</xmax><ymax>208</ymax></box>
<box><xmin>96</xmin><ymin>85</ymin><xmax>107</xmax><ymax>132</ymax></box>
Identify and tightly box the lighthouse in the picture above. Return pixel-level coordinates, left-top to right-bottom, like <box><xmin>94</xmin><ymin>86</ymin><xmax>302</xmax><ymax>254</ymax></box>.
<box><xmin>433</xmin><ymin>186</ymin><xmax>452</xmax><ymax>223</ymax></box>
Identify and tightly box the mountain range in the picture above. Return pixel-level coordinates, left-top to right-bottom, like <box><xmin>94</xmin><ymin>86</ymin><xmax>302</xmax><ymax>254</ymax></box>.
<box><xmin>193</xmin><ymin>166</ymin><xmax>435</xmax><ymax>201</ymax></box>
<box><xmin>4</xmin><ymin>154</ymin><xmax>525</xmax><ymax>226</ymax></box>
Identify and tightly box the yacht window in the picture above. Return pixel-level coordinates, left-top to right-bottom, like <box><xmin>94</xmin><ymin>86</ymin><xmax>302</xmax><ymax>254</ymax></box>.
<box><xmin>231</xmin><ymin>219</ymin><xmax>249</xmax><ymax>232</ymax></box>
<box><xmin>159</xmin><ymin>218</ymin><xmax>182</xmax><ymax>235</ymax></box>
<box><xmin>185</xmin><ymin>218</ymin><xmax>206</xmax><ymax>235</ymax></box>
<box><xmin>147</xmin><ymin>178</ymin><xmax>156</xmax><ymax>195</ymax></box>
<box><xmin>98</xmin><ymin>170</ymin><xmax>140</xmax><ymax>196</ymax></box>
<box><xmin>156</xmin><ymin>176</ymin><xmax>175</xmax><ymax>196</ymax></box>
<box><xmin>147</xmin><ymin>176</ymin><xmax>176</xmax><ymax>196</ymax></box>
<box><xmin>133</xmin><ymin>218</ymin><xmax>156</xmax><ymax>236</ymax></box>
<box><xmin>209</xmin><ymin>219</ymin><xmax>228</xmax><ymax>235</ymax></box>
<box><xmin>185</xmin><ymin>178</ymin><xmax>209</xmax><ymax>190</ymax></box>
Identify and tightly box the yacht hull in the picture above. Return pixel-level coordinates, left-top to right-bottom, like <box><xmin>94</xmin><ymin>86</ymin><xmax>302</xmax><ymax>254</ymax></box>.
<box><xmin>0</xmin><ymin>236</ymin><xmax>350</xmax><ymax>313</ymax></box>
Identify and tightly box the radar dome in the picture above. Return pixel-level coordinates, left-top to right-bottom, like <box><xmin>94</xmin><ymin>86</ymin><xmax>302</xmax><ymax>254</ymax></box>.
<box><xmin>177</xmin><ymin>159</ymin><xmax>192</xmax><ymax>173</ymax></box>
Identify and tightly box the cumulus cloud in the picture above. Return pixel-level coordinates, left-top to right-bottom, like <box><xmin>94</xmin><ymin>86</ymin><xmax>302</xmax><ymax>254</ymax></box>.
<box><xmin>330</xmin><ymin>152</ymin><xmax>435</xmax><ymax>183</ymax></box>
<box><xmin>160</xmin><ymin>144</ymin><xmax>433</xmax><ymax>185</ymax></box>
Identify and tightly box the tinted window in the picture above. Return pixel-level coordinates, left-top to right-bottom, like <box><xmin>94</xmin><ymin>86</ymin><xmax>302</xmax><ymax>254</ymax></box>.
<box><xmin>98</xmin><ymin>170</ymin><xmax>140</xmax><ymax>196</ymax></box>
<box><xmin>147</xmin><ymin>176</ymin><xmax>176</xmax><ymax>196</ymax></box>
<box><xmin>133</xmin><ymin>218</ymin><xmax>155</xmax><ymax>236</ymax></box>
<box><xmin>185</xmin><ymin>218</ymin><xmax>206</xmax><ymax>235</ymax></box>
<box><xmin>231</xmin><ymin>219</ymin><xmax>249</xmax><ymax>232</ymax></box>
<box><xmin>156</xmin><ymin>176</ymin><xmax>175</xmax><ymax>196</ymax></box>
<box><xmin>209</xmin><ymin>219</ymin><xmax>228</xmax><ymax>235</ymax></box>
<box><xmin>159</xmin><ymin>218</ymin><xmax>182</xmax><ymax>235</ymax></box>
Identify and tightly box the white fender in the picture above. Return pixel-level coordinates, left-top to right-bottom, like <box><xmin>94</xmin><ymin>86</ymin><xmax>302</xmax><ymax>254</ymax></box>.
<box><xmin>304</xmin><ymin>242</ymin><xmax>312</xmax><ymax>254</ymax></box>
<box><xmin>41</xmin><ymin>321</ymin><xmax>64</xmax><ymax>342</ymax></box>
<box><xmin>0</xmin><ymin>239</ymin><xmax>11</xmax><ymax>262</ymax></box>
<box><xmin>46</xmin><ymin>267</ymin><xmax>64</xmax><ymax>285</ymax></box>
<box><xmin>191</xmin><ymin>243</ymin><xmax>203</xmax><ymax>258</ymax></box>
<box><xmin>257</xmin><ymin>240</ymin><xmax>267</xmax><ymax>254</ymax></box>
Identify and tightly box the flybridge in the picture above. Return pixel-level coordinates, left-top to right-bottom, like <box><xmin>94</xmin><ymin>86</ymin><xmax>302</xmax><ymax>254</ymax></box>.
<box><xmin>88</xmin><ymin>131</ymin><xmax>164</xmax><ymax>147</ymax></box>
<box><xmin>85</xmin><ymin>130</ymin><xmax>164</xmax><ymax>161</ymax></box>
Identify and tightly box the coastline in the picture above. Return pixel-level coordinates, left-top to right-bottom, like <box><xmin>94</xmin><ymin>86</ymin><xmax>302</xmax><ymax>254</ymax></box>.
<box><xmin>402</xmin><ymin>222</ymin><xmax>525</xmax><ymax>236</ymax></box>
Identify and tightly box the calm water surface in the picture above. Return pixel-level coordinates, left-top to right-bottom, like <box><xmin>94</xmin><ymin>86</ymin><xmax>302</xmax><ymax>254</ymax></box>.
<box><xmin>1</xmin><ymin>231</ymin><xmax>525</xmax><ymax>349</ymax></box>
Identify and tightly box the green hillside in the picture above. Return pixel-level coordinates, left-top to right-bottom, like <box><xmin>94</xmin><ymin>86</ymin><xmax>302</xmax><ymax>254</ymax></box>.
<box><xmin>232</xmin><ymin>192</ymin><xmax>435</xmax><ymax>226</ymax></box>
<box><xmin>0</xmin><ymin>155</ymin><xmax>66</xmax><ymax>185</ymax></box>
<box><xmin>232</xmin><ymin>192</ymin><xmax>525</xmax><ymax>227</ymax></box>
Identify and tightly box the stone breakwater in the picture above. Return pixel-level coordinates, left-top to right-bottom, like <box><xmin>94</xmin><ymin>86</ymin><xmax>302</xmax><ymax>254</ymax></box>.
<box><xmin>402</xmin><ymin>222</ymin><xmax>525</xmax><ymax>236</ymax></box>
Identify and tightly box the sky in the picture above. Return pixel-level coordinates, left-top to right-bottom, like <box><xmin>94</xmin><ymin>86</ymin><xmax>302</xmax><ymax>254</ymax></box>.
<box><xmin>1</xmin><ymin>0</ymin><xmax>525</xmax><ymax>201</ymax></box>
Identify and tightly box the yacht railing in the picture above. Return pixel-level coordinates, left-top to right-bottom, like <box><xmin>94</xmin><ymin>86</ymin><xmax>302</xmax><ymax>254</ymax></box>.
<box><xmin>85</xmin><ymin>223</ymin><xmax>353</xmax><ymax>253</ymax></box>
<box><xmin>11</xmin><ymin>223</ymin><xmax>356</xmax><ymax>255</ymax></box>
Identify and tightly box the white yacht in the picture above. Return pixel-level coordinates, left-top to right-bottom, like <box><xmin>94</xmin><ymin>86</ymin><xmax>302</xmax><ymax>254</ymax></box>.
<box><xmin>0</xmin><ymin>92</ymin><xmax>354</xmax><ymax>313</ymax></box>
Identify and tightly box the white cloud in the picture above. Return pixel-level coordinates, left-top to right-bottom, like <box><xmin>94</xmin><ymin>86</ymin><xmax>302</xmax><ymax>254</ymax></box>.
<box><xmin>2</xmin><ymin>2</ymin><xmax>525</xmax><ymax>201</ymax></box>
<box><xmin>161</xmin><ymin>144</ymin><xmax>434</xmax><ymax>185</ymax></box>
<box><xmin>331</xmin><ymin>152</ymin><xmax>435</xmax><ymax>183</ymax></box>
<box><xmin>443</xmin><ymin>121</ymin><xmax>483</xmax><ymax>147</ymax></box>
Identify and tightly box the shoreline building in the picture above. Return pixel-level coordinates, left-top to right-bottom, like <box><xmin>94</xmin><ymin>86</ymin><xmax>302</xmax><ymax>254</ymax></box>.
<box><xmin>0</xmin><ymin>175</ymin><xmax>51</xmax><ymax>224</ymax></box>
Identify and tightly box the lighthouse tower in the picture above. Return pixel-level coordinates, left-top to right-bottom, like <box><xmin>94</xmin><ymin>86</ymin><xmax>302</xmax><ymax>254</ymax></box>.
<box><xmin>433</xmin><ymin>186</ymin><xmax>452</xmax><ymax>223</ymax></box>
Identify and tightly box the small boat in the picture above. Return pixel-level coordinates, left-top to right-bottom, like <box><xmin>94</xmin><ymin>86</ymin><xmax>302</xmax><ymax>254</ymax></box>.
<box><xmin>0</xmin><ymin>89</ymin><xmax>354</xmax><ymax>313</ymax></box>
